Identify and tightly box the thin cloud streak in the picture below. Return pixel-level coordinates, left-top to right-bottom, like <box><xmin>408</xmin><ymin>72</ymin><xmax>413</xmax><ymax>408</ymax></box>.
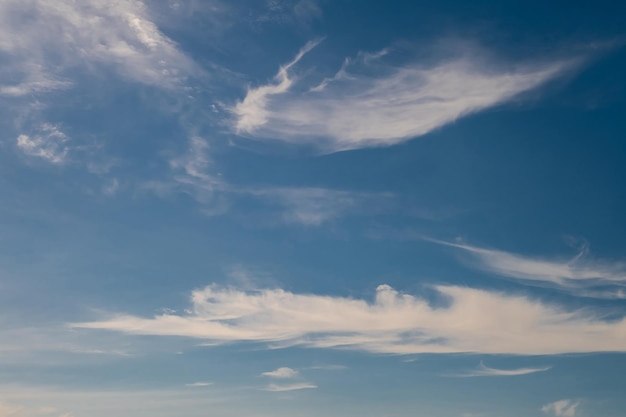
<box><xmin>432</xmin><ymin>239</ymin><xmax>626</xmax><ymax>298</ymax></box>
<box><xmin>263</xmin><ymin>383</ymin><xmax>317</xmax><ymax>392</ymax></box>
<box><xmin>452</xmin><ymin>362</ymin><xmax>551</xmax><ymax>377</ymax></box>
<box><xmin>233</xmin><ymin>42</ymin><xmax>578</xmax><ymax>152</ymax></box>
<box><xmin>185</xmin><ymin>382</ymin><xmax>213</xmax><ymax>387</ymax></box>
<box><xmin>71</xmin><ymin>283</ymin><xmax>626</xmax><ymax>355</ymax></box>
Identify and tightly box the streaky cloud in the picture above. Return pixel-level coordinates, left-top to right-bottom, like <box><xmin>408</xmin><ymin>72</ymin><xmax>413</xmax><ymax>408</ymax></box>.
<box><xmin>185</xmin><ymin>382</ymin><xmax>213</xmax><ymax>387</ymax></box>
<box><xmin>452</xmin><ymin>362</ymin><xmax>551</xmax><ymax>377</ymax></box>
<box><xmin>431</xmin><ymin>238</ymin><xmax>626</xmax><ymax>298</ymax></box>
<box><xmin>71</xmin><ymin>283</ymin><xmax>626</xmax><ymax>355</ymax></box>
<box><xmin>263</xmin><ymin>383</ymin><xmax>317</xmax><ymax>392</ymax></box>
<box><xmin>233</xmin><ymin>42</ymin><xmax>580</xmax><ymax>152</ymax></box>
<box><xmin>0</xmin><ymin>0</ymin><xmax>200</xmax><ymax>91</ymax></box>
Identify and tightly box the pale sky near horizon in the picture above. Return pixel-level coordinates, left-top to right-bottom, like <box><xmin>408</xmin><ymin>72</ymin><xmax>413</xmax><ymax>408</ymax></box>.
<box><xmin>1</xmin><ymin>1</ymin><xmax>626</xmax><ymax>416</ymax></box>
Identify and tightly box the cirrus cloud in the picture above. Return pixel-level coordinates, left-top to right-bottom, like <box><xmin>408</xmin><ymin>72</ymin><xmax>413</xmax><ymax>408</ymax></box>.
<box><xmin>71</xmin><ymin>283</ymin><xmax>626</xmax><ymax>355</ymax></box>
<box><xmin>233</xmin><ymin>42</ymin><xmax>579</xmax><ymax>152</ymax></box>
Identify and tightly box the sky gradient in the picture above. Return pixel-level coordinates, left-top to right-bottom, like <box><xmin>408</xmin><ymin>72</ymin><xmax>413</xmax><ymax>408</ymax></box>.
<box><xmin>1</xmin><ymin>1</ymin><xmax>626</xmax><ymax>416</ymax></box>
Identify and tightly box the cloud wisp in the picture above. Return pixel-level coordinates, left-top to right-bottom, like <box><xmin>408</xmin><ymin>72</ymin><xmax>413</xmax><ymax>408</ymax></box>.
<box><xmin>542</xmin><ymin>399</ymin><xmax>580</xmax><ymax>417</ymax></box>
<box><xmin>452</xmin><ymin>362</ymin><xmax>551</xmax><ymax>377</ymax></box>
<box><xmin>263</xmin><ymin>383</ymin><xmax>317</xmax><ymax>392</ymax></box>
<box><xmin>16</xmin><ymin>124</ymin><xmax>70</xmax><ymax>164</ymax></box>
<box><xmin>433</xmin><ymin>239</ymin><xmax>626</xmax><ymax>298</ymax></box>
<box><xmin>243</xmin><ymin>186</ymin><xmax>392</xmax><ymax>226</ymax></box>
<box><xmin>262</xmin><ymin>367</ymin><xmax>299</xmax><ymax>378</ymax></box>
<box><xmin>233</xmin><ymin>42</ymin><xmax>578</xmax><ymax>152</ymax></box>
<box><xmin>0</xmin><ymin>0</ymin><xmax>199</xmax><ymax>93</ymax></box>
<box><xmin>71</xmin><ymin>283</ymin><xmax>626</xmax><ymax>355</ymax></box>
<box><xmin>185</xmin><ymin>382</ymin><xmax>213</xmax><ymax>387</ymax></box>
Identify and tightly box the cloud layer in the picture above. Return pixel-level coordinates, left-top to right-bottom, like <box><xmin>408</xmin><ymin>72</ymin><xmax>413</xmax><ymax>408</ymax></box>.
<box><xmin>72</xmin><ymin>283</ymin><xmax>626</xmax><ymax>355</ymax></box>
<box><xmin>233</xmin><ymin>43</ymin><xmax>576</xmax><ymax>152</ymax></box>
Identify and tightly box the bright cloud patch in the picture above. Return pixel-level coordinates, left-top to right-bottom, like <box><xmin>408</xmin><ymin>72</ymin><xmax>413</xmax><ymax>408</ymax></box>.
<box><xmin>233</xmin><ymin>43</ymin><xmax>576</xmax><ymax>152</ymax></box>
<box><xmin>72</xmin><ymin>284</ymin><xmax>626</xmax><ymax>355</ymax></box>
<box><xmin>0</xmin><ymin>0</ymin><xmax>198</xmax><ymax>94</ymax></box>
<box><xmin>542</xmin><ymin>399</ymin><xmax>580</xmax><ymax>417</ymax></box>
<box><xmin>262</xmin><ymin>367</ymin><xmax>299</xmax><ymax>378</ymax></box>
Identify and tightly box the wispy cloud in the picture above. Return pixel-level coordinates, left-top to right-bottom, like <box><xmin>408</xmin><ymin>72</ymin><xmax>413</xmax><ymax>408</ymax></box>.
<box><xmin>16</xmin><ymin>124</ymin><xmax>69</xmax><ymax>164</ymax></box>
<box><xmin>542</xmin><ymin>399</ymin><xmax>580</xmax><ymax>417</ymax></box>
<box><xmin>0</xmin><ymin>0</ymin><xmax>199</xmax><ymax>92</ymax></box>
<box><xmin>432</xmin><ymin>239</ymin><xmax>626</xmax><ymax>298</ymax></box>
<box><xmin>262</xmin><ymin>367</ymin><xmax>299</xmax><ymax>378</ymax></box>
<box><xmin>185</xmin><ymin>382</ymin><xmax>213</xmax><ymax>387</ymax></box>
<box><xmin>71</xmin><ymin>283</ymin><xmax>626</xmax><ymax>355</ymax></box>
<box><xmin>245</xmin><ymin>186</ymin><xmax>391</xmax><ymax>226</ymax></box>
<box><xmin>263</xmin><ymin>383</ymin><xmax>317</xmax><ymax>392</ymax></box>
<box><xmin>233</xmin><ymin>42</ymin><xmax>578</xmax><ymax>152</ymax></box>
<box><xmin>169</xmin><ymin>136</ymin><xmax>223</xmax><ymax>202</ymax></box>
<box><xmin>234</xmin><ymin>39</ymin><xmax>322</xmax><ymax>134</ymax></box>
<box><xmin>452</xmin><ymin>362</ymin><xmax>551</xmax><ymax>377</ymax></box>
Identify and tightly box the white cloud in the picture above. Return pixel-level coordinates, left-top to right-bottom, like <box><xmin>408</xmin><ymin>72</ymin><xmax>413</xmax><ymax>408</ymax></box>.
<box><xmin>71</xmin><ymin>283</ymin><xmax>626</xmax><ymax>355</ymax></box>
<box><xmin>453</xmin><ymin>362</ymin><xmax>551</xmax><ymax>377</ymax></box>
<box><xmin>233</xmin><ymin>42</ymin><xmax>577</xmax><ymax>152</ymax></box>
<box><xmin>542</xmin><ymin>399</ymin><xmax>580</xmax><ymax>417</ymax></box>
<box><xmin>185</xmin><ymin>382</ymin><xmax>213</xmax><ymax>387</ymax></box>
<box><xmin>262</xmin><ymin>367</ymin><xmax>299</xmax><ymax>378</ymax></box>
<box><xmin>263</xmin><ymin>383</ymin><xmax>317</xmax><ymax>392</ymax></box>
<box><xmin>16</xmin><ymin>124</ymin><xmax>69</xmax><ymax>164</ymax></box>
<box><xmin>433</xmin><ymin>239</ymin><xmax>626</xmax><ymax>298</ymax></box>
<box><xmin>234</xmin><ymin>39</ymin><xmax>321</xmax><ymax>134</ymax></box>
<box><xmin>0</xmin><ymin>0</ymin><xmax>199</xmax><ymax>92</ymax></box>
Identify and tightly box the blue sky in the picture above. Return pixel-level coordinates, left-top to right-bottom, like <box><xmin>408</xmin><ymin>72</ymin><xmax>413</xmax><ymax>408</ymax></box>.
<box><xmin>1</xmin><ymin>0</ymin><xmax>626</xmax><ymax>416</ymax></box>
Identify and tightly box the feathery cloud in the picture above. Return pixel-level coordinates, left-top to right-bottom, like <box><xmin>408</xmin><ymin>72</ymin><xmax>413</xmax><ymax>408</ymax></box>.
<box><xmin>542</xmin><ymin>399</ymin><xmax>580</xmax><ymax>417</ymax></box>
<box><xmin>453</xmin><ymin>362</ymin><xmax>551</xmax><ymax>377</ymax></box>
<box><xmin>71</xmin><ymin>283</ymin><xmax>626</xmax><ymax>355</ymax></box>
<box><xmin>233</xmin><ymin>42</ymin><xmax>578</xmax><ymax>152</ymax></box>
<box><xmin>0</xmin><ymin>0</ymin><xmax>199</xmax><ymax>92</ymax></box>
<box><xmin>432</xmin><ymin>239</ymin><xmax>626</xmax><ymax>298</ymax></box>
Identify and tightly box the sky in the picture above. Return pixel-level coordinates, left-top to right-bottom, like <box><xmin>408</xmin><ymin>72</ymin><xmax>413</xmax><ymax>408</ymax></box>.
<box><xmin>1</xmin><ymin>0</ymin><xmax>626</xmax><ymax>416</ymax></box>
